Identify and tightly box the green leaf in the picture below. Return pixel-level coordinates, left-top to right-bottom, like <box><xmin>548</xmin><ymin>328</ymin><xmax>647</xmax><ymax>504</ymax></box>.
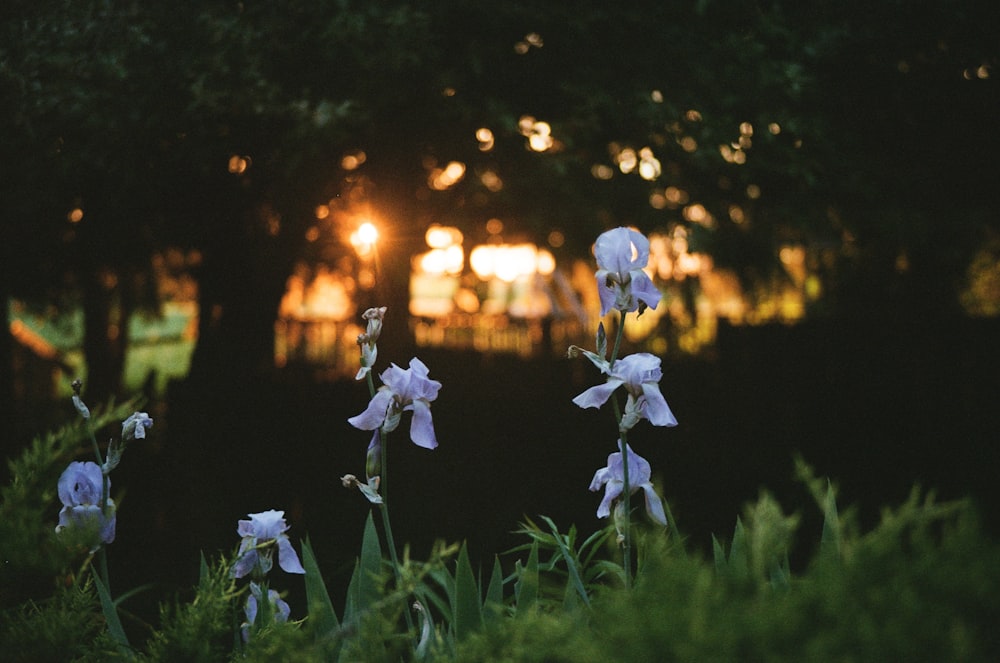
<box><xmin>541</xmin><ymin>515</ymin><xmax>590</xmax><ymax>608</ymax></box>
<box><xmin>301</xmin><ymin>536</ymin><xmax>340</xmax><ymax>638</ymax></box>
<box><xmin>199</xmin><ymin>551</ymin><xmax>210</xmax><ymax>586</ymax></box>
<box><xmin>514</xmin><ymin>541</ymin><xmax>538</xmax><ymax>615</ymax></box>
<box><xmin>344</xmin><ymin>512</ymin><xmax>383</xmax><ymax>623</ymax></box>
<box><xmin>484</xmin><ymin>555</ymin><xmax>504</xmax><ymax>622</ymax></box>
<box><xmin>769</xmin><ymin>554</ymin><xmax>791</xmax><ymax>591</ymax></box>
<box><xmin>452</xmin><ymin>542</ymin><xmax>484</xmax><ymax>641</ymax></box>
<box><xmin>93</xmin><ymin>571</ymin><xmax>131</xmax><ymax>656</ymax></box>
<box><xmin>712</xmin><ymin>534</ymin><xmax>726</xmax><ymax>574</ymax></box>
<box><xmin>360</xmin><ymin>511</ymin><xmax>383</xmax><ymax>604</ymax></box>
<box><xmin>820</xmin><ymin>479</ymin><xmax>841</xmax><ymax>557</ymax></box>
<box><xmin>562</xmin><ymin>572</ymin><xmax>583</xmax><ymax>612</ymax></box>
<box><xmin>424</xmin><ymin>566</ymin><xmax>455</xmax><ymax>623</ymax></box>
<box><xmin>728</xmin><ymin>517</ymin><xmax>749</xmax><ymax>582</ymax></box>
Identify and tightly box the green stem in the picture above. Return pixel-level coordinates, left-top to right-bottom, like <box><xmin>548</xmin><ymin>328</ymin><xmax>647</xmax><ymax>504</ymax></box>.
<box><xmin>83</xmin><ymin>414</ymin><xmax>113</xmax><ymax>591</ymax></box>
<box><xmin>374</xmin><ymin>430</ymin><xmax>415</xmax><ymax>633</ymax></box>
<box><xmin>607</xmin><ymin>310</ymin><xmax>632</xmax><ymax>588</ymax></box>
<box><xmin>363</xmin><ymin>353</ymin><xmax>414</xmax><ymax>636</ymax></box>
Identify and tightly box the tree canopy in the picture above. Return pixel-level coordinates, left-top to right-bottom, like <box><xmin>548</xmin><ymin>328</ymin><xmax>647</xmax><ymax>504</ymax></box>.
<box><xmin>2</xmin><ymin>0</ymin><xmax>998</xmax><ymax>404</ymax></box>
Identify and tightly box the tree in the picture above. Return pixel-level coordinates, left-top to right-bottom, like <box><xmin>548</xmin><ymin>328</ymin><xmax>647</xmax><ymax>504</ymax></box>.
<box><xmin>3</xmin><ymin>0</ymin><xmax>997</xmax><ymax>418</ymax></box>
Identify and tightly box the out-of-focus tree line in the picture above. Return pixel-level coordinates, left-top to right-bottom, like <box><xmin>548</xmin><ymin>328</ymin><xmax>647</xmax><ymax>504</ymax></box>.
<box><xmin>2</xmin><ymin>0</ymin><xmax>997</xmax><ymax>415</ymax></box>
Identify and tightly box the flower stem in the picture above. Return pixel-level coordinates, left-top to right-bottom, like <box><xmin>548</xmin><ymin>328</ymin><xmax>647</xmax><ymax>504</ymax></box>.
<box><xmin>607</xmin><ymin>311</ymin><xmax>632</xmax><ymax>589</ymax></box>
<box><xmin>83</xmin><ymin>411</ymin><xmax>113</xmax><ymax>591</ymax></box>
<box><xmin>362</xmin><ymin>343</ymin><xmax>415</xmax><ymax>637</ymax></box>
<box><xmin>373</xmin><ymin>430</ymin><xmax>415</xmax><ymax>633</ymax></box>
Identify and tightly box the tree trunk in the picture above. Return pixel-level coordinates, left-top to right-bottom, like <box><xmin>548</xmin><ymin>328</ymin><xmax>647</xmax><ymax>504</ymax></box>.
<box><xmin>186</xmin><ymin>204</ymin><xmax>293</xmax><ymax>385</ymax></box>
<box><xmin>0</xmin><ymin>264</ymin><xmax>16</xmax><ymax>462</ymax></box>
<box><xmin>80</xmin><ymin>266</ymin><xmax>129</xmax><ymax>405</ymax></box>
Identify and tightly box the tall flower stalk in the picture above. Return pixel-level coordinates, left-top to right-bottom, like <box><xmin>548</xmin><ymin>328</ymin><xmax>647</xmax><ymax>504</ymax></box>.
<box><xmin>347</xmin><ymin>307</ymin><xmax>442</xmax><ymax>635</ymax></box>
<box><xmin>63</xmin><ymin>381</ymin><xmax>152</xmax><ymax>591</ymax></box>
<box><xmin>571</xmin><ymin>227</ymin><xmax>675</xmax><ymax>588</ymax></box>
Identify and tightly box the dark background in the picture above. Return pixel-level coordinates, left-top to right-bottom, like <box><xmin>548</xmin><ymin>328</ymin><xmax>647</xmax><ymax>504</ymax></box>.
<box><xmin>2</xmin><ymin>0</ymin><xmax>999</xmax><ymax>634</ymax></box>
<box><xmin>103</xmin><ymin>303</ymin><xmax>1000</xmax><ymax>626</ymax></box>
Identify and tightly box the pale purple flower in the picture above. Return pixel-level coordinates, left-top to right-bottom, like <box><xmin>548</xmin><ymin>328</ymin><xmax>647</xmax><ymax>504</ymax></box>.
<box><xmin>121</xmin><ymin>411</ymin><xmax>153</xmax><ymax>442</ymax></box>
<box><xmin>590</xmin><ymin>443</ymin><xmax>667</xmax><ymax>526</ymax></box>
<box><xmin>572</xmin><ymin>352</ymin><xmax>677</xmax><ymax>429</ymax></box>
<box><xmin>232</xmin><ymin>510</ymin><xmax>306</xmax><ymax>579</ymax></box>
<box><xmin>356</xmin><ymin>307</ymin><xmax>387</xmax><ymax>380</ymax></box>
<box><xmin>594</xmin><ymin>227</ymin><xmax>662</xmax><ymax>316</ymax></box>
<box><xmin>348</xmin><ymin>357</ymin><xmax>442</xmax><ymax>449</ymax></box>
<box><xmin>242</xmin><ymin>581</ymin><xmax>291</xmax><ymax>642</ymax></box>
<box><xmin>104</xmin><ymin>411</ymin><xmax>154</xmax><ymax>472</ymax></box>
<box><xmin>55</xmin><ymin>461</ymin><xmax>116</xmax><ymax>546</ymax></box>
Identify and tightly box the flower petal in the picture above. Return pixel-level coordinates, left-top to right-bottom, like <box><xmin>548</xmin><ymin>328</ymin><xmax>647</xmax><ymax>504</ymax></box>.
<box><xmin>572</xmin><ymin>379</ymin><xmax>623</xmax><ymax>410</ymax></box>
<box><xmin>595</xmin><ymin>228</ymin><xmax>646</xmax><ymax>274</ymax></box>
<box><xmin>629</xmin><ymin>271</ymin><xmax>661</xmax><ymax>310</ymax></box>
<box><xmin>408</xmin><ymin>399</ymin><xmax>438</xmax><ymax>449</ymax></box>
<box><xmin>232</xmin><ymin>549</ymin><xmax>258</xmax><ymax>579</ymax></box>
<box><xmin>625</xmin><ymin>446</ymin><xmax>653</xmax><ymax>485</ymax></box>
<box><xmin>58</xmin><ymin>461</ymin><xmax>104</xmax><ymax>507</ymax></box>
<box><xmin>348</xmin><ymin>389</ymin><xmax>394</xmax><ymax>431</ymax></box>
<box><xmin>596</xmin><ymin>480</ymin><xmax>622</xmax><ymax>519</ymax></box>
<box><xmin>277</xmin><ymin>536</ymin><xmax>306</xmax><ymax>574</ymax></box>
<box><xmin>641</xmin><ymin>483</ymin><xmax>668</xmax><ymax>526</ymax></box>
<box><xmin>589</xmin><ymin>466</ymin><xmax>611</xmax><ymax>492</ymax></box>
<box><xmin>640</xmin><ymin>383</ymin><xmax>677</xmax><ymax>427</ymax></box>
<box><xmin>595</xmin><ymin>271</ymin><xmax>617</xmax><ymax>316</ymax></box>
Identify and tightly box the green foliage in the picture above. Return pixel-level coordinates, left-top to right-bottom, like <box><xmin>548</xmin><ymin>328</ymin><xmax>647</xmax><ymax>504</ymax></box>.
<box><xmin>0</xmin><ymin>580</ymin><xmax>122</xmax><ymax>663</ymax></box>
<box><xmin>93</xmin><ymin>571</ymin><xmax>130</xmax><ymax>655</ymax></box>
<box><xmin>455</xmin><ymin>491</ymin><xmax>1000</xmax><ymax>662</ymax></box>
<box><xmin>299</xmin><ymin>537</ymin><xmax>340</xmax><ymax>646</ymax></box>
<box><xmin>0</xmin><ymin>399</ymin><xmax>139</xmax><ymax>601</ymax></box>
<box><xmin>4</xmin><ymin>411</ymin><xmax>998</xmax><ymax>660</ymax></box>
<box><xmin>141</xmin><ymin>554</ymin><xmax>239</xmax><ymax>663</ymax></box>
<box><xmin>510</xmin><ymin>515</ymin><xmax>618</xmax><ymax>607</ymax></box>
<box><xmin>451</xmin><ymin>543</ymin><xmax>484</xmax><ymax>641</ymax></box>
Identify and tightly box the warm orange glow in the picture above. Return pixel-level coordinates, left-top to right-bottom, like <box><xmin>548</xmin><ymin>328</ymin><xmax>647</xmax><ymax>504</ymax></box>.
<box><xmin>279</xmin><ymin>266</ymin><xmax>353</xmax><ymax>321</ymax></box>
<box><xmin>356</xmin><ymin>221</ymin><xmax>378</xmax><ymax>245</ymax></box>
<box><xmin>591</xmin><ymin>164</ymin><xmax>614</xmax><ymax>180</ymax></box>
<box><xmin>470</xmin><ymin>243</ymin><xmax>551</xmax><ymax>282</ymax></box>
<box><xmin>719</xmin><ymin>144</ymin><xmax>747</xmax><ymax>164</ymax></box>
<box><xmin>476</xmin><ymin>128</ymin><xmax>495</xmax><ymax>151</ymax></box>
<box><xmin>664</xmin><ymin>186</ymin><xmax>689</xmax><ymax>206</ymax></box>
<box><xmin>425</xmin><ymin>224</ymin><xmax>463</xmax><ymax>249</ymax></box>
<box><xmin>341</xmin><ymin>150</ymin><xmax>366</xmax><ymax>170</ymax></box>
<box><xmin>419</xmin><ymin>246</ymin><xmax>464</xmax><ymax>275</ymax></box>
<box><xmin>428</xmin><ymin>161</ymin><xmax>466</xmax><ymax>190</ymax></box>
<box><xmin>67</xmin><ymin>207</ymin><xmax>83</xmax><ymax>223</ymax></box>
<box><xmin>683</xmin><ymin>204</ymin><xmax>708</xmax><ymax>223</ymax></box>
<box><xmin>227</xmin><ymin>155</ymin><xmax>249</xmax><ymax>174</ymax></box>
<box><xmin>520</xmin><ymin>116</ymin><xmax>554</xmax><ymax>152</ymax></box>
<box><xmin>638</xmin><ymin>147</ymin><xmax>661</xmax><ymax>180</ymax></box>
<box><xmin>480</xmin><ymin>170</ymin><xmax>503</xmax><ymax>192</ymax></box>
<box><xmin>536</xmin><ymin>249</ymin><xmax>556</xmax><ymax>276</ymax></box>
<box><xmin>617</xmin><ymin>147</ymin><xmax>637</xmax><ymax>173</ymax></box>
<box><xmin>514</xmin><ymin>32</ymin><xmax>543</xmax><ymax>54</ymax></box>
